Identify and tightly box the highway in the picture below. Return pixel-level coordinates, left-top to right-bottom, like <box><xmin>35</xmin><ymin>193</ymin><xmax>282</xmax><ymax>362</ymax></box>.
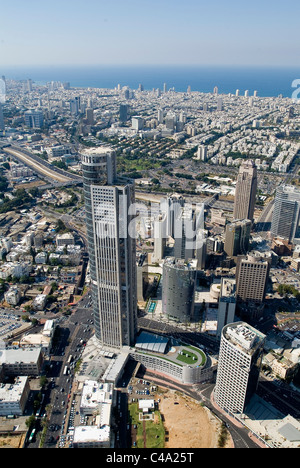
<box><xmin>2</xmin><ymin>144</ymin><xmax>81</xmax><ymax>184</ymax></box>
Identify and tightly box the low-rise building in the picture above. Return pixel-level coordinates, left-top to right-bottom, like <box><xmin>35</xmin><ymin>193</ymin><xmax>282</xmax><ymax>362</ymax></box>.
<box><xmin>0</xmin><ymin>376</ymin><xmax>30</xmax><ymax>416</ymax></box>
<box><xmin>0</xmin><ymin>347</ymin><xmax>43</xmax><ymax>377</ymax></box>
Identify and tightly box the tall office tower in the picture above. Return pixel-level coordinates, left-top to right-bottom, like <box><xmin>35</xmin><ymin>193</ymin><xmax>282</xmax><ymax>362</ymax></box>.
<box><xmin>224</xmin><ymin>219</ymin><xmax>251</xmax><ymax>257</ymax></box>
<box><xmin>85</xmin><ymin>108</ymin><xmax>94</xmax><ymax>125</ymax></box>
<box><xmin>217</xmin><ymin>97</ymin><xmax>223</xmax><ymax>111</ymax></box>
<box><xmin>162</xmin><ymin>257</ymin><xmax>197</xmax><ymax>322</ymax></box>
<box><xmin>165</xmin><ymin>112</ymin><xmax>176</xmax><ymax>131</ymax></box>
<box><xmin>235</xmin><ymin>253</ymin><xmax>270</xmax><ymax>304</ymax></box>
<box><xmin>233</xmin><ymin>160</ymin><xmax>257</xmax><ymax>222</ymax></box>
<box><xmin>213</xmin><ymin>86</ymin><xmax>218</xmax><ymax>95</ymax></box>
<box><xmin>271</xmin><ymin>185</ymin><xmax>300</xmax><ymax>243</ymax></box>
<box><xmin>244</xmin><ymin>90</ymin><xmax>249</xmax><ymax>97</ymax></box>
<box><xmin>173</xmin><ymin>204</ymin><xmax>197</xmax><ymax>261</ymax></box>
<box><xmin>195</xmin><ymin>230</ymin><xmax>207</xmax><ymax>269</ymax></box>
<box><xmin>81</xmin><ymin>147</ymin><xmax>137</xmax><ymax>349</ymax></box>
<box><xmin>26</xmin><ymin>79</ymin><xmax>33</xmax><ymax>92</ymax></box>
<box><xmin>160</xmin><ymin>195</ymin><xmax>185</xmax><ymax>239</ymax></box>
<box><xmin>70</xmin><ymin>97</ymin><xmax>80</xmax><ymax>115</ymax></box>
<box><xmin>235</xmin><ymin>89</ymin><xmax>240</xmax><ymax>96</ymax></box>
<box><xmin>157</xmin><ymin>109</ymin><xmax>164</xmax><ymax>124</ymax></box>
<box><xmin>214</xmin><ymin>322</ymin><xmax>265</xmax><ymax>415</ymax></box>
<box><xmin>119</xmin><ymin>104</ymin><xmax>128</xmax><ymax>122</ymax></box>
<box><xmin>163</xmin><ymin>83</ymin><xmax>167</xmax><ymax>93</ymax></box>
<box><xmin>0</xmin><ymin>103</ymin><xmax>4</xmax><ymax>131</ymax></box>
<box><xmin>24</xmin><ymin>110</ymin><xmax>44</xmax><ymax>129</ymax></box>
<box><xmin>216</xmin><ymin>278</ymin><xmax>236</xmax><ymax>339</ymax></box>
<box><xmin>152</xmin><ymin>213</ymin><xmax>167</xmax><ymax>263</ymax></box>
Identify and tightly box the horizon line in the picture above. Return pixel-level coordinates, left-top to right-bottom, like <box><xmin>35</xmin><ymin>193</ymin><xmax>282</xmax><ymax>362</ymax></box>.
<box><xmin>2</xmin><ymin>63</ymin><xmax>300</xmax><ymax>69</ymax></box>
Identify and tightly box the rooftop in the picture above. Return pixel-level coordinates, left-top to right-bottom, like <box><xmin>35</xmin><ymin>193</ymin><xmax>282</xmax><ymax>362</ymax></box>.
<box><xmin>224</xmin><ymin>322</ymin><xmax>266</xmax><ymax>353</ymax></box>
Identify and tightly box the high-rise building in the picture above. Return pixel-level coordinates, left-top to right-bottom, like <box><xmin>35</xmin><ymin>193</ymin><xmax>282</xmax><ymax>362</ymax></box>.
<box><xmin>216</xmin><ymin>278</ymin><xmax>236</xmax><ymax>339</ymax></box>
<box><xmin>119</xmin><ymin>104</ymin><xmax>128</xmax><ymax>122</ymax></box>
<box><xmin>217</xmin><ymin>97</ymin><xmax>223</xmax><ymax>111</ymax></box>
<box><xmin>214</xmin><ymin>322</ymin><xmax>265</xmax><ymax>415</ymax></box>
<box><xmin>85</xmin><ymin>108</ymin><xmax>94</xmax><ymax>125</ymax></box>
<box><xmin>235</xmin><ymin>253</ymin><xmax>270</xmax><ymax>304</ymax></box>
<box><xmin>157</xmin><ymin>109</ymin><xmax>164</xmax><ymax>124</ymax></box>
<box><xmin>70</xmin><ymin>97</ymin><xmax>81</xmax><ymax>115</ymax></box>
<box><xmin>271</xmin><ymin>185</ymin><xmax>300</xmax><ymax>243</ymax></box>
<box><xmin>0</xmin><ymin>103</ymin><xmax>4</xmax><ymax>131</ymax></box>
<box><xmin>196</xmin><ymin>145</ymin><xmax>208</xmax><ymax>161</ymax></box>
<box><xmin>152</xmin><ymin>213</ymin><xmax>167</xmax><ymax>263</ymax></box>
<box><xmin>173</xmin><ymin>204</ymin><xmax>197</xmax><ymax>261</ymax></box>
<box><xmin>224</xmin><ymin>219</ymin><xmax>251</xmax><ymax>257</ymax></box>
<box><xmin>131</xmin><ymin>116</ymin><xmax>144</xmax><ymax>131</ymax></box>
<box><xmin>24</xmin><ymin>110</ymin><xmax>44</xmax><ymax>128</ymax></box>
<box><xmin>162</xmin><ymin>257</ymin><xmax>197</xmax><ymax>323</ymax></box>
<box><xmin>81</xmin><ymin>147</ymin><xmax>137</xmax><ymax>349</ymax></box>
<box><xmin>233</xmin><ymin>160</ymin><xmax>257</xmax><ymax>222</ymax></box>
<box><xmin>160</xmin><ymin>195</ymin><xmax>184</xmax><ymax>239</ymax></box>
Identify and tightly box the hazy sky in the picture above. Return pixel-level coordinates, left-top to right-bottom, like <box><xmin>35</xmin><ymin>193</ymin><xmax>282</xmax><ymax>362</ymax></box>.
<box><xmin>1</xmin><ymin>0</ymin><xmax>300</xmax><ymax>67</ymax></box>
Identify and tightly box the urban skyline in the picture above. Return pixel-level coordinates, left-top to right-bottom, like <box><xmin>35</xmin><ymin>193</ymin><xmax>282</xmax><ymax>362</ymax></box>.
<box><xmin>0</xmin><ymin>0</ymin><xmax>300</xmax><ymax>451</ymax></box>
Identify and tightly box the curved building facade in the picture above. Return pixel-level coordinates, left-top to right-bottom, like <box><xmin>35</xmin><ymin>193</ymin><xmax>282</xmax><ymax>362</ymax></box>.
<box><xmin>214</xmin><ymin>322</ymin><xmax>265</xmax><ymax>415</ymax></box>
<box><xmin>162</xmin><ymin>257</ymin><xmax>197</xmax><ymax>322</ymax></box>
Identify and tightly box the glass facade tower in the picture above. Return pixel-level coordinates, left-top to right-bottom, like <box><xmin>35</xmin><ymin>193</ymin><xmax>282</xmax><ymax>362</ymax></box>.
<box><xmin>81</xmin><ymin>147</ymin><xmax>137</xmax><ymax>349</ymax></box>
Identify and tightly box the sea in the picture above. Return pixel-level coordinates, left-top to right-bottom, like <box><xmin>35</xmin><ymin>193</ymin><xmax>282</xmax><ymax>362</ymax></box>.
<box><xmin>2</xmin><ymin>65</ymin><xmax>300</xmax><ymax>99</ymax></box>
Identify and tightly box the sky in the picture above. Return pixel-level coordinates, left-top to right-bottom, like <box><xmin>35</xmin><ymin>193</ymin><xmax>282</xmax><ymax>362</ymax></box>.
<box><xmin>0</xmin><ymin>0</ymin><xmax>300</xmax><ymax>67</ymax></box>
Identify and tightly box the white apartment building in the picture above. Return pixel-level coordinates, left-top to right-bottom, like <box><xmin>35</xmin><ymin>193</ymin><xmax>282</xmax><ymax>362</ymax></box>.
<box><xmin>214</xmin><ymin>322</ymin><xmax>266</xmax><ymax>415</ymax></box>
<box><xmin>72</xmin><ymin>380</ymin><xmax>113</xmax><ymax>448</ymax></box>
<box><xmin>4</xmin><ymin>286</ymin><xmax>22</xmax><ymax>306</ymax></box>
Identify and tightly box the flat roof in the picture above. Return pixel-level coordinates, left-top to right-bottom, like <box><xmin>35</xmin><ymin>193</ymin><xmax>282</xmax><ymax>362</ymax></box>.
<box><xmin>73</xmin><ymin>425</ymin><xmax>110</xmax><ymax>443</ymax></box>
<box><xmin>279</xmin><ymin>422</ymin><xmax>300</xmax><ymax>442</ymax></box>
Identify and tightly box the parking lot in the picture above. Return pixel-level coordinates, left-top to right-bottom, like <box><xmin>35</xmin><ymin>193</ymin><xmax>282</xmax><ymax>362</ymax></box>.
<box><xmin>127</xmin><ymin>378</ymin><xmax>157</xmax><ymax>400</ymax></box>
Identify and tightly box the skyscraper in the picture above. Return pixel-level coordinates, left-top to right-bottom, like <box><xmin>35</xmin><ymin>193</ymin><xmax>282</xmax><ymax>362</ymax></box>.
<box><xmin>233</xmin><ymin>160</ymin><xmax>257</xmax><ymax>222</ymax></box>
<box><xmin>24</xmin><ymin>109</ymin><xmax>44</xmax><ymax>129</ymax></box>
<box><xmin>214</xmin><ymin>322</ymin><xmax>265</xmax><ymax>415</ymax></box>
<box><xmin>162</xmin><ymin>257</ymin><xmax>197</xmax><ymax>323</ymax></box>
<box><xmin>81</xmin><ymin>147</ymin><xmax>137</xmax><ymax>349</ymax></box>
<box><xmin>70</xmin><ymin>96</ymin><xmax>80</xmax><ymax>115</ymax></box>
<box><xmin>0</xmin><ymin>103</ymin><xmax>4</xmax><ymax>131</ymax></box>
<box><xmin>271</xmin><ymin>185</ymin><xmax>300</xmax><ymax>243</ymax></box>
<box><xmin>85</xmin><ymin>108</ymin><xmax>94</xmax><ymax>125</ymax></box>
<box><xmin>235</xmin><ymin>253</ymin><xmax>270</xmax><ymax>304</ymax></box>
<box><xmin>224</xmin><ymin>219</ymin><xmax>251</xmax><ymax>257</ymax></box>
<box><xmin>216</xmin><ymin>278</ymin><xmax>236</xmax><ymax>340</ymax></box>
<box><xmin>119</xmin><ymin>104</ymin><xmax>128</xmax><ymax>122</ymax></box>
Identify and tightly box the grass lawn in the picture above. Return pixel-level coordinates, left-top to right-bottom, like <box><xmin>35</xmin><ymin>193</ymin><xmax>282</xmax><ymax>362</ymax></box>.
<box><xmin>176</xmin><ymin>344</ymin><xmax>206</xmax><ymax>366</ymax></box>
<box><xmin>176</xmin><ymin>348</ymin><xmax>198</xmax><ymax>365</ymax></box>
<box><xmin>128</xmin><ymin>402</ymin><xmax>165</xmax><ymax>448</ymax></box>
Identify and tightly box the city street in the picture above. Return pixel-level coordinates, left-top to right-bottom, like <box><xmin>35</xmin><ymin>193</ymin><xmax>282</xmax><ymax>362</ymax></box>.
<box><xmin>26</xmin><ymin>293</ymin><xmax>93</xmax><ymax>448</ymax></box>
